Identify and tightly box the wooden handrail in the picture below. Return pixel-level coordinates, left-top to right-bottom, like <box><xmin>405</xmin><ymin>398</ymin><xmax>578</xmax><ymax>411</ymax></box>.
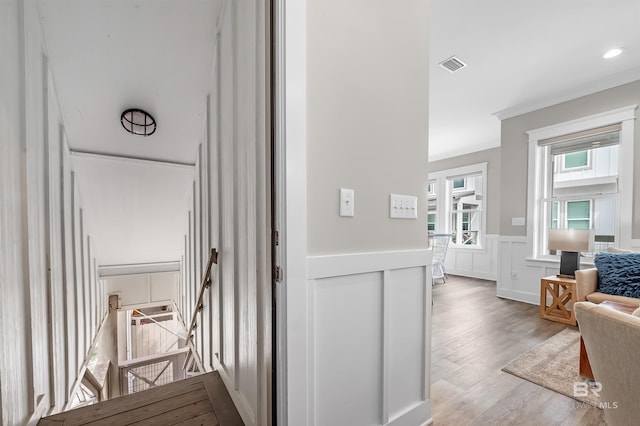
<box><xmin>185</xmin><ymin>248</ymin><xmax>218</xmax><ymax>344</ymax></box>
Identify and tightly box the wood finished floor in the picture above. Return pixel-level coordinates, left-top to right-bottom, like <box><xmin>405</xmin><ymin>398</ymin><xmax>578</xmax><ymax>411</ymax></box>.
<box><xmin>431</xmin><ymin>275</ymin><xmax>606</xmax><ymax>426</ymax></box>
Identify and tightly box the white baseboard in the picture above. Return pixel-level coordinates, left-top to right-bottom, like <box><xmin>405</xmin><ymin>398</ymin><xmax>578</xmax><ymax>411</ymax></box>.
<box><xmin>385</xmin><ymin>401</ymin><xmax>432</xmax><ymax>426</ymax></box>
<box><xmin>496</xmin><ymin>287</ymin><xmax>538</xmax><ymax>305</ymax></box>
<box><xmin>446</xmin><ymin>269</ymin><xmax>496</xmax><ymax>281</ymax></box>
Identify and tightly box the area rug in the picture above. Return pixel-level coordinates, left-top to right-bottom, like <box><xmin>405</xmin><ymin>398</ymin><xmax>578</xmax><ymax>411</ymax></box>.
<box><xmin>502</xmin><ymin>328</ymin><xmax>601</xmax><ymax>407</ymax></box>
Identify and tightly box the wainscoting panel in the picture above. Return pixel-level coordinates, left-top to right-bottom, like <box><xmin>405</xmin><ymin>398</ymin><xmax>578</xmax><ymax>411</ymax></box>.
<box><xmin>387</xmin><ymin>267</ymin><xmax>426</xmax><ymax>420</ymax></box>
<box><xmin>307</xmin><ymin>250</ymin><xmax>432</xmax><ymax>426</ymax></box>
<box><xmin>497</xmin><ymin>236</ymin><xmax>539</xmax><ymax>304</ymax></box>
<box><xmin>445</xmin><ymin>234</ymin><xmax>498</xmax><ymax>281</ymax></box>
<box><xmin>313</xmin><ymin>272</ymin><xmax>383</xmax><ymax>426</ymax></box>
<box><xmin>498</xmin><ymin>236</ymin><xmax>589</xmax><ymax>305</ymax></box>
<box><xmin>498</xmin><ymin>237</ymin><xmax>640</xmax><ymax>307</ymax></box>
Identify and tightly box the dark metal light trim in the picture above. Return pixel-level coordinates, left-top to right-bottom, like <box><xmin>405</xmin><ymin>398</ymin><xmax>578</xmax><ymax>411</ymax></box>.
<box><xmin>120</xmin><ymin>108</ymin><xmax>157</xmax><ymax>136</ymax></box>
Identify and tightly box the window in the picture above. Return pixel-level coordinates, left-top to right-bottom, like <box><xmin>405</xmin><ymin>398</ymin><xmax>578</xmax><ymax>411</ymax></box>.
<box><xmin>452</xmin><ymin>178</ymin><xmax>465</xmax><ymax>189</ymax></box>
<box><xmin>427</xmin><ymin>182</ymin><xmax>435</xmax><ymax>194</ymax></box>
<box><xmin>427</xmin><ymin>213</ymin><xmax>436</xmax><ymax>231</ymax></box>
<box><xmin>566</xmin><ymin>200</ymin><xmax>591</xmax><ymax>230</ymax></box>
<box><xmin>542</xmin><ymin>135</ymin><xmax>618</xmax><ymax>256</ymax></box>
<box><xmin>428</xmin><ymin>163</ymin><xmax>487</xmax><ymax>248</ymax></box>
<box><xmin>527</xmin><ymin>106</ymin><xmax>635</xmax><ymax>260</ymax></box>
<box><xmin>427</xmin><ymin>179</ymin><xmax>437</xmax><ymax>232</ymax></box>
<box><xmin>563</xmin><ymin>150</ymin><xmax>589</xmax><ymax>169</ymax></box>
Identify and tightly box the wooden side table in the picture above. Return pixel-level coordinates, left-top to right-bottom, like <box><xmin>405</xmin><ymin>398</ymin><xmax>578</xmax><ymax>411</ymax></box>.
<box><xmin>540</xmin><ymin>275</ymin><xmax>577</xmax><ymax>326</ymax></box>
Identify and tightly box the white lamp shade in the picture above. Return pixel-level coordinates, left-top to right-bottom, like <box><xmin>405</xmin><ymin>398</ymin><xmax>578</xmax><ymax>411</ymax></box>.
<box><xmin>548</xmin><ymin>228</ymin><xmax>592</xmax><ymax>252</ymax></box>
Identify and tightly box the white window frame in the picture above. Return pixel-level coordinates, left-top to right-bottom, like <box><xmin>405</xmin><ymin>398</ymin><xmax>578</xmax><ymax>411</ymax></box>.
<box><xmin>428</xmin><ymin>162</ymin><xmax>487</xmax><ymax>249</ymax></box>
<box><xmin>526</xmin><ymin>105</ymin><xmax>636</xmax><ymax>259</ymax></box>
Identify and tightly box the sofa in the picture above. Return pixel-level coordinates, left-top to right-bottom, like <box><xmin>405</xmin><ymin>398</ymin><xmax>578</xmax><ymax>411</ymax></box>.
<box><xmin>575</xmin><ymin>302</ymin><xmax>640</xmax><ymax>425</ymax></box>
<box><xmin>575</xmin><ymin>251</ymin><xmax>640</xmax><ymax>307</ymax></box>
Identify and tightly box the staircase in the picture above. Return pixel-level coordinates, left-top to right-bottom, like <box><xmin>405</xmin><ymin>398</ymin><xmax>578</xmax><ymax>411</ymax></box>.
<box><xmin>39</xmin><ymin>371</ymin><xmax>243</xmax><ymax>425</ymax></box>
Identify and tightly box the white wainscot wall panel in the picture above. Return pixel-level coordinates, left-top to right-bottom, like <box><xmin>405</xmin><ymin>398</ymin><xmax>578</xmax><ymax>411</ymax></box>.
<box><xmin>497</xmin><ymin>236</ymin><xmax>581</xmax><ymax>305</ymax></box>
<box><xmin>444</xmin><ymin>234</ymin><xmax>498</xmax><ymax>281</ymax></box>
<box><xmin>307</xmin><ymin>250</ymin><xmax>432</xmax><ymax>426</ymax></box>
<box><xmin>106</xmin><ymin>272</ymin><xmax>179</xmax><ymax>308</ymax></box>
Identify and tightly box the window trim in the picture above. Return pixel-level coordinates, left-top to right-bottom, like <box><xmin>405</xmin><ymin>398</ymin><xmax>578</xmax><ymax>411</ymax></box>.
<box><xmin>526</xmin><ymin>105</ymin><xmax>636</xmax><ymax>259</ymax></box>
<box><xmin>428</xmin><ymin>162</ymin><xmax>487</xmax><ymax>249</ymax></box>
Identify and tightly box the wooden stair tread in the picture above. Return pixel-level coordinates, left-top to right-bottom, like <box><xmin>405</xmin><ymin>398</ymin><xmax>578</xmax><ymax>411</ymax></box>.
<box><xmin>39</xmin><ymin>373</ymin><xmax>223</xmax><ymax>426</ymax></box>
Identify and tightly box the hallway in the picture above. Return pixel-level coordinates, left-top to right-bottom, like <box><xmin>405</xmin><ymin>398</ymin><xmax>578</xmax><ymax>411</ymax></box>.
<box><xmin>1</xmin><ymin>0</ymin><xmax>271</xmax><ymax>424</ymax></box>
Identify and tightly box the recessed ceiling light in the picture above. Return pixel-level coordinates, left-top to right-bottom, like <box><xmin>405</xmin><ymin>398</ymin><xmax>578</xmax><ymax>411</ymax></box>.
<box><xmin>603</xmin><ymin>48</ymin><xmax>622</xmax><ymax>59</ymax></box>
<box><xmin>120</xmin><ymin>108</ymin><xmax>156</xmax><ymax>136</ymax></box>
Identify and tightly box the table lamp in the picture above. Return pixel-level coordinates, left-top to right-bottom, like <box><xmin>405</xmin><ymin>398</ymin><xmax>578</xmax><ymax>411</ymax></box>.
<box><xmin>548</xmin><ymin>228</ymin><xmax>592</xmax><ymax>278</ymax></box>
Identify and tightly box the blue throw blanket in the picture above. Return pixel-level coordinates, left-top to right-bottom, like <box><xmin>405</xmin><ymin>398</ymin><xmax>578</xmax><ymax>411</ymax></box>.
<box><xmin>595</xmin><ymin>253</ymin><xmax>640</xmax><ymax>298</ymax></box>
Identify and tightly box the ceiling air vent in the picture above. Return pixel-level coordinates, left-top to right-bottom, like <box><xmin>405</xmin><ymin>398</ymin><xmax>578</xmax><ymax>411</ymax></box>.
<box><xmin>439</xmin><ymin>56</ymin><xmax>467</xmax><ymax>73</ymax></box>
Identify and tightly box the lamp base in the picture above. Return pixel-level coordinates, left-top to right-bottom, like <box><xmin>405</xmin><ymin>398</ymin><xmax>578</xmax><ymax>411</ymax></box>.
<box><xmin>559</xmin><ymin>251</ymin><xmax>580</xmax><ymax>278</ymax></box>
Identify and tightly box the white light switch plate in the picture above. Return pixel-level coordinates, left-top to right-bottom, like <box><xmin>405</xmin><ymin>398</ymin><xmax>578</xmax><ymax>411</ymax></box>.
<box><xmin>340</xmin><ymin>188</ymin><xmax>354</xmax><ymax>217</ymax></box>
<box><xmin>389</xmin><ymin>193</ymin><xmax>418</xmax><ymax>219</ymax></box>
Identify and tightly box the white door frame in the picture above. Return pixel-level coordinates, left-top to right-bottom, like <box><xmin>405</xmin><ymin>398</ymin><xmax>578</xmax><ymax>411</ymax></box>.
<box><xmin>273</xmin><ymin>0</ymin><xmax>308</xmax><ymax>425</ymax></box>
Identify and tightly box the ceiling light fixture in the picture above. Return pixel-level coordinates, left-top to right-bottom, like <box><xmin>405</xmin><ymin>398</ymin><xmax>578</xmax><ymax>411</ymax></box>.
<box><xmin>120</xmin><ymin>108</ymin><xmax>157</xmax><ymax>136</ymax></box>
<box><xmin>603</xmin><ymin>48</ymin><xmax>622</xmax><ymax>59</ymax></box>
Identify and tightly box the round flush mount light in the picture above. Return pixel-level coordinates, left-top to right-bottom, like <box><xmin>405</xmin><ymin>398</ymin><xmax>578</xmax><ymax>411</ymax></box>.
<box><xmin>603</xmin><ymin>48</ymin><xmax>623</xmax><ymax>59</ymax></box>
<box><xmin>120</xmin><ymin>108</ymin><xmax>156</xmax><ymax>136</ymax></box>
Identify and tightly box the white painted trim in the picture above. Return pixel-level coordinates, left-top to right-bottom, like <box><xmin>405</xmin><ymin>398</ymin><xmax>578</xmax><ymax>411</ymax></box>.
<box><xmin>278</xmin><ymin>0</ymin><xmax>308</xmax><ymax>425</ymax></box>
<box><xmin>307</xmin><ymin>249</ymin><xmax>431</xmax><ymax>279</ymax></box>
<box><xmin>273</xmin><ymin>0</ymin><xmax>288</xmax><ymax>421</ymax></box>
<box><xmin>497</xmin><ymin>236</ymin><xmax>528</xmax><ymax>244</ymax></box>
<box><xmin>385</xmin><ymin>401</ymin><xmax>432</xmax><ymax>426</ymax></box>
<box><xmin>618</xmin><ymin>117</ymin><xmax>635</xmax><ymax>249</ymax></box>
<box><xmin>117</xmin><ymin>299</ymin><xmax>175</xmax><ymax>311</ymax></box>
<box><xmin>381</xmin><ymin>269</ymin><xmax>391</xmax><ymax>424</ymax></box>
<box><xmin>69</xmin><ymin>149</ymin><xmax>196</xmax><ymax>169</ymax></box>
<box><xmin>427</xmin><ymin>162</ymin><xmax>488</xmax><ymax>180</ymax></box>
<box><xmin>526</xmin><ymin>104</ymin><xmax>636</xmax><ymax>141</ymax></box>
<box><xmin>494</xmin><ymin>72</ymin><xmax>640</xmax><ymax>120</ymax></box>
<box><xmin>447</xmin><ymin>269</ymin><xmax>497</xmax><ymax>282</ymax></box>
<box><xmin>496</xmin><ymin>288</ymin><xmax>539</xmax><ymax>305</ymax></box>
<box><xmin>98</xmin><ymin>262</ymin><xmax>181</xmax><ymax>277</ymax></box>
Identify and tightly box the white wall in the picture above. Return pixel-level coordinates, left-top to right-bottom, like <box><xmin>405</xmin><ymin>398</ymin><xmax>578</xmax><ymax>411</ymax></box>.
<box><xmin>0</xmin><ymin>2</ymin><xmax>107</xmax><ymax>423</ymax></box>
<box><xmin>0</xmin><ymin>1</ymin><xmax>31</xmax><ymax>423</ymax></box>
<box><xmin>306</xmin><ymin>0</ymin><xmax>430</xmax><ymax>255</ymax></box>
<box><xmin>444</xmin><ymin>234</ymin><xmax>499</xmax><ymax>281</ymax></box>
<box><xmin>178</xmin><ymin>2</ymin><xmax>271</xmax><ymax>426</ymax></box>
<box><xmin>105</xmin><ymin>272</ymin><xmax>179</xmax><ymax>308</ymax></box>
<box><xmin>286</xmin><ymin>1</ymin><xmax>433</xmax><ymax>425</ymax></box>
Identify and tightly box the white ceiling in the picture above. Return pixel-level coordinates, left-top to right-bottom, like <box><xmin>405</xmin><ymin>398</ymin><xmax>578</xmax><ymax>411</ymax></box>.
<box><xmin>429</xmin><ymin>0</ymin><xmax>640</xmax><ymax>161</ymax></box>
<box><xmin>39</xmin><ymin>0</ymin><xmax>221</xmax><ymax>267</ymax></box>
<box><xmin>37</xmin><ymin>0</ymin><xmax>640</xmax><ymax>267</ymax></box>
